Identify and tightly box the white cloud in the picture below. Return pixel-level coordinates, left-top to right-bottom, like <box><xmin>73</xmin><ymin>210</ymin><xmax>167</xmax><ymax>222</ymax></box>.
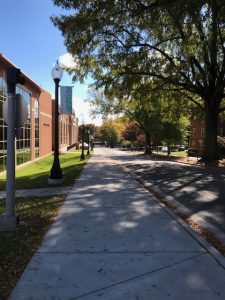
<box><xmin>73</xmin><ymin>96</ymin><xmax>102</xmax><ymax>126</ymax></box>
<box><xmin>58</xmin><ymin>53</ymin><xmax>78</xmax><ymax>69</ymax></box>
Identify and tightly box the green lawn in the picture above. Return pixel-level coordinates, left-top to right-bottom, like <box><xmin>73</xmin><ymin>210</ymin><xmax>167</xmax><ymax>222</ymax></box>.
<box><xmin>171</xmin><ymin>151</ymin><xmax>188</xmax><ymax>157</ymax></box>
<box><xmin>155</xmin><ymin>150</ymin><xmax>187</xmax><ymax>157</ymax></box>
<box><xmin>0</xmin><ymin>151</ymin><xmax>90</xmax><ymax>190</ymax></box>
<box><xmin>0</xmin><ymin>195</ymin><xmax>65</xmax><ymax>299</ymax></box>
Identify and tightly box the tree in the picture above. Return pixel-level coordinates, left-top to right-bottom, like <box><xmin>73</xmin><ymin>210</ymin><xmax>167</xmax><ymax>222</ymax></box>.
<box><xmin>99</xmin><ymin>119</ymin><xmax>119</xmax><ymax>147</ymax></box>
<box><xmin>122</xmin><ymin>122</ymin><xmax>140</xmax><ymax>143</ymax></box>
<box><xmin>160</xmin><ymin>118</ymin><xmax>189</xmax><ymax>151</ymax></box>
<box><xmin>52</xmin><ymin>0</ymin><xmax>225</xmax><ymax>160</ymax></box>
<box><xmin>127</xmin><ymin>102</ymin><xmax>163</xmax><ymax>154</ymax></box>
<box><xmin>86</xmin><ymin>80</ymin><xmax>190</xmax><ymax>154</ymax></box>
<box><xmin>78</xmin><ymin>123</ymin><xmax>96</xmax><ymax>143</ymax></box>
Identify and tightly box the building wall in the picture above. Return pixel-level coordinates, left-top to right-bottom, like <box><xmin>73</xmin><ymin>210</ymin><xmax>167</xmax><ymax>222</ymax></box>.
<box><xmin>189</xmin><ymin>118</ymin><xmax>204</xmax><ymax>151</ymax></box>
<box><xmin>189</xmin><ymin>117</ymin><xmax>225</xmax><ymax>151</ymax></box>
<box><xmin>0</xmin><ymin>53</ymin><xmax>52</xmax><ymax>172</ymax></box>
<box><xmin>69</xmin><ymin>115</ymin><xmax>79</xmax><ymax>146</ymax></box>
<box><xmin>0</xmin><ymin>53</ymin><xmax>79</xmax><ymax>173</ymax></box>
<box><xmin>59</xmin><ymin>114</ymin><xmax>79</xmax><ymax>151</ymax></box>
<box><xmin>52</xmin><ymin>99</ymin><xmax>79</xmax><ymax>151</ymax></box>
<box><xmin>39</xmin><ymin>89</ymin><xmax>52</xmax><ymax>157</ymax></box>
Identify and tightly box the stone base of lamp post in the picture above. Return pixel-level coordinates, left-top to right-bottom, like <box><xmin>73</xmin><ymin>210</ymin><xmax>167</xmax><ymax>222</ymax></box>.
<box><xmin>48</xmin><ymin>177</ymin><xmax>64</xmax><ymax>185</ymax></box>
<box><xmin>0</xmin><ymin>214</ymin><xmax>20</xmax><ymax>230</ymax></box>
<box><xmin>48</xmin><ymin>157</ymin><xmax>64</xmax><ymax>185</ymax></box>
<box><xmin>80</xmin><ymin>151</ymin><xmax>85</xmax><ymax>160</ymax></box>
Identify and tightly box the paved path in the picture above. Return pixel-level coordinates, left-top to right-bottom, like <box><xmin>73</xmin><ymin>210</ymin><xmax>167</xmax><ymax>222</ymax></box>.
<box><xmin>10</xmin><ymin>147</ymin><xmax>225</xmax><ymax>299</ymax></box>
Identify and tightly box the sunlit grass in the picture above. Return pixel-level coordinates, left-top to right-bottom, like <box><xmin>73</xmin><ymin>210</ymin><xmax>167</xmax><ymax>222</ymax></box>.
<box><xmin>156</xmin><ymin>151</ymin><xmax>187</xmax><ymax>157</ymax></box>
<box><xmin>0</xmin><ymin>152</ymin><xmax>90</xmax><ymax>190</ymax></box>
<box><xmin>171</xmin><ymin>151</ymin><xmax>187</xmax><ymax>157</ymax></box>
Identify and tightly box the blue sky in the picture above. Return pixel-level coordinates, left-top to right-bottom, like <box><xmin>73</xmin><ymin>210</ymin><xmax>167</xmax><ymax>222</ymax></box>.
<box><xmin>0</xmin><ymin>0</ymin><xmax>101</xmax><ymax>125</ymax></box>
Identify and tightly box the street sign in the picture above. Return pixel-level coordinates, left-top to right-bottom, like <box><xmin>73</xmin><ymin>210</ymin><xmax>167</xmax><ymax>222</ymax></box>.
<box><xmin>3</xmin><ymin>93</ymin><xmax>28</xmax><ymax>128</ymax></box>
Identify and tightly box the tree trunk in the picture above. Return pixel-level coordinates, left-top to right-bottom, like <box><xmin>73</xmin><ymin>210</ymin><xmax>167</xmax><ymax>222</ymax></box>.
<box><xmin>202</xmin><ymin>101</ymin><xmax>220</xmax><ymax>161</ymax></box>
<box><xmin>167</xmin><ymin>145</ymin><xmax>171</xmax><ymax>156</ymax></box>
<box><xmin>145</xmin><ymin>132</ymin><xmax>152</xmax><ymax>154</ymax></box>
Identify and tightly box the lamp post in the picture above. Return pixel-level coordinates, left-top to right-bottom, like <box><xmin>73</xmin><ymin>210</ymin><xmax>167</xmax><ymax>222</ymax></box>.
<box><xmin>80</xmin><ymin>123</ymin><xmax>85</xmax><ymax>160</ymax></box>
<box><xmin>90</xmin><ymin>135</ymin><xmax>94</xmax><ymax>151</ymax></box>
<box><xmin>87</xmin><ymin>129</ymin><xmax>90</xmax><ymax>155</ymax></box>
<box><xmin>48</xmin><ymin>61</ymin><xmax>64</xmax><ymax>184</ymax></box>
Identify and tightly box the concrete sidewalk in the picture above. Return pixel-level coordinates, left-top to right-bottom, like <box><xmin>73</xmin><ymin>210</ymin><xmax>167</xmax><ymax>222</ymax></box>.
<box><xmin>10</xmin><ymin>147</ymin><xmax>225</xmax><ymax>299</ymax></box>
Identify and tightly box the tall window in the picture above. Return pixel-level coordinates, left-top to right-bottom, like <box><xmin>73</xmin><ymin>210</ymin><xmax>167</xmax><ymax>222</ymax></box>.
<box><xmin>0</xmin><ymin>77</ymin><xmax>7</xmax><ymax>172</ymax></box>
<box><xmin>60</xmin><ymin>117</ymin><xmax>63</xmax><ymax>147</ymax></box>
<box><xmin>201</xmin><ymin>128</ymin><xmax>205</xmax><ymax>137</ymax></box>
<box><xmin>34</xmin><ymin>98</ymin><xmax>39</xmax><ymax>158</ymax></box>
<box><xmin>193</xmin><ymin>128</ymin><xmax>196</xmax><ymax>137</ymax></box>
<box><xmin>16</xmin><ymin>86</ymin><xmax>31</xmax><ymax>165</ymax></box>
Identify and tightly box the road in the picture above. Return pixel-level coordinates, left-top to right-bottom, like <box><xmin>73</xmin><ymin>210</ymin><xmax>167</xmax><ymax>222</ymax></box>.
<box><xmin>103</xmin><ymin>147</ymin><xmax>225</xmax><ymax>244</ymax></box>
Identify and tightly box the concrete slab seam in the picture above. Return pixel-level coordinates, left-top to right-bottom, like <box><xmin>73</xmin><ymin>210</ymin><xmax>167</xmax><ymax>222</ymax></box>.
<box><xmin>68</xmin><ymin>252</ymin><xmax>206</xmax><ymax>300</ymax></box>
<box><xmin>36</xmin><ymin>250</ymin><xmax>205</xmax><ymax>254</ymax></box>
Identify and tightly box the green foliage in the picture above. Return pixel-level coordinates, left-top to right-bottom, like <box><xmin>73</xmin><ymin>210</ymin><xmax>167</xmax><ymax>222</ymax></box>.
<box><xmin>78</xmin><ymin>123</ymin><xmax>96</xmax><ymax>142</ymax></box>
<box><xmin>161</xmin><ymin>121</ymin><xmax>185</xmax><ymax>146</ymax></box>
<box><xmin>99</xmin><ymin>119</ymin><xmax>119</xmax><ymax>147</ymax></box>
<box><xmin>52</xmin><ymin>0</ymin><xmax>225</xmax><ymax>160</ymax></box>
<box><xmin>51</xmin><ymin>1</ymin><xmax>225</xmax><ymax>100</ymax></box>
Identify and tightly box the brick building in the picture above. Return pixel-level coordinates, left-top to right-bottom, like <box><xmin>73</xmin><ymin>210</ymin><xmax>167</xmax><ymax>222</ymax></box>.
<box><xmin>0</xmin><ymin>53</ymin><xmax>79</xmax><ymax>173</ymax></box>
<box><xmin>189</xmin><ymin>117</ymin><xmax>225</xmax><ymax>151</ymax></box>
<box><xmin>52</xmin><ymin>99</ymin><xmax>79</xmax><ymax>152</ymax></box>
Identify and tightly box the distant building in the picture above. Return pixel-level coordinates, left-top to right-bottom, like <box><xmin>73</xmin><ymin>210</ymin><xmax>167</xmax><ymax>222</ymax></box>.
<box><xmin>0</xmin><ymin>53</ymin><xmax>79</xmax><ymax>173</ymax></box>
<box><xmin>189</xmin><ymin>117</ymin><xmax>225</xmax><ymax>151</ymax></box>
<box><xmin>52</xmin><ymin>99</ymin><xmax>79</xmax><ymax>152</ymax></box>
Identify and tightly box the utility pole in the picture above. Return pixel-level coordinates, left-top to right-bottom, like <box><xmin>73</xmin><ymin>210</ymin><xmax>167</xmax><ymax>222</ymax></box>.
<box><xmin>0</xmin><ymin>68</ymin><xmax>25</xmax><ymax>229</ymax></box>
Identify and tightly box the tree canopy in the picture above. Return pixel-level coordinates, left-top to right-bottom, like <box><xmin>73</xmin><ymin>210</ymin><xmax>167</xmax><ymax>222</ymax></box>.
<box><xmin>52</xmin><ymin>0</ymin><xmax>225</xmax><ymax>160</ymax></box>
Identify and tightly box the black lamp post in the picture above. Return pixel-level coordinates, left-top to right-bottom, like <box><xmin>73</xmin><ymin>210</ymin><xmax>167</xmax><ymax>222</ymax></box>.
<box><xmin>87</xmin><ymin>129</ymin><xmax>90</xmax><ymax>155</ymax></box>
<box><xmin>80</xmin><ymin>123</ymin><xmax>85</xmax><ymax>160</ymax></box>
<box><xmin>48</xmin><ymin>61</ymin><xmax>64</xmax><ymax>184</ymax></box>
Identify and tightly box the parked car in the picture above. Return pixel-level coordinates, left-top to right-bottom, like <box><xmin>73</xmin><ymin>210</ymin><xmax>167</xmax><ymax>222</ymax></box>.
<box><xmin>177</xmin><ymin>145</ymin><xmax>185</xmax><ymax>151</ymax></box>
<box><xmin>161</xmin><ymin>146</ymin><xmax>168</xmax><ymax>152</ymax></box>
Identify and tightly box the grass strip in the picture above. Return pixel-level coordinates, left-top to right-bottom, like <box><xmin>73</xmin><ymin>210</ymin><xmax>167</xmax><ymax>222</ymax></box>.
<box><xmin>0</xmin><ymin>151</ymin><xmax>90</xmax><ymax>190</ymax></box>
<box><xmin>0</xmin><ymin>195</ymin><xmax>65</xmax><ymax>299</ymax></box>
<box><xmin>155</xmin><ymin>151</ymin><xmax>187</xmax><ymax>157</ymax></box>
